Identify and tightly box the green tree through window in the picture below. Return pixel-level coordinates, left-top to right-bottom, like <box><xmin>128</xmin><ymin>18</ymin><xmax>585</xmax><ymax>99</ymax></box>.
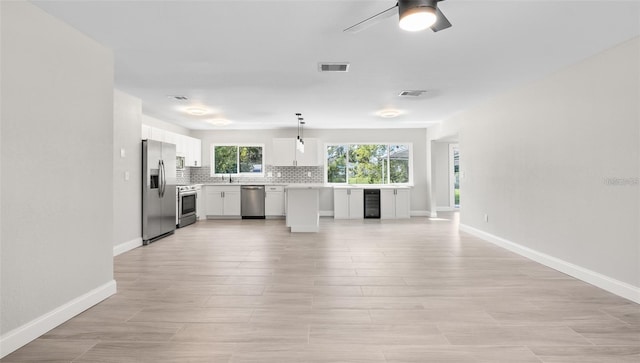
<box><xmin>212</xmin><ymin>145</ymin><xmax>263</xmax><ymax>175</ymax></box>
<box><xmin>326</xmin><ymin>143</ymin><xmax>411</xmax><ymax>185</ymax></box>
<box><xmin>348</xmin><ymin>144</ymin><xmax>387</xmax><ymax>184</ymax></box>
<box><xmin>214</xmin><ymin>146</ymin><xmax>237</xmax><ymax>174</ymax></box>
<box><xmin>239</xmin><ymin>146</ymin><xmax>263</xmax><ymax>173</ymax></box>
<box><xmin>389</xmin><ymin>145</ymin><xmax>409</xmax><ymax>183</ymax></box>
<box><xmin>327</xmin><ymin>145</ymin><xmax>347</xmax><ymax>183</ymax></box>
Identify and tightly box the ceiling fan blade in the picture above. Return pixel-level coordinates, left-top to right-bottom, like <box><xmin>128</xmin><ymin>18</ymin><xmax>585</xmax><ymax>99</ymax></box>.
<box><xmin>343</xmin><ymin>3</ymin><xmax>398</xmax><ymax>33</ymax></box>
<box><xmin>430</xmin><ymin>7</ymin><xmax>452</xmax><ymax>32</ymax></box>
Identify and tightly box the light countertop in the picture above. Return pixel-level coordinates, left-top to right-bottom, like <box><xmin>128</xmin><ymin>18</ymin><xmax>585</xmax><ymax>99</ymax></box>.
<box><xmin>195</xmin><ymin>183</ymin><xmax>411</xmax><ymax>188</ymax></box>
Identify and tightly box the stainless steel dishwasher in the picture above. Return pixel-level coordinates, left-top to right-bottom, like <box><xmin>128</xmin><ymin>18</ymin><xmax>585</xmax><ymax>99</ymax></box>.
<box><xmin>241</xmin><ymin>185</ymin><xmax>265</xmax><ymax>219</ymax></box>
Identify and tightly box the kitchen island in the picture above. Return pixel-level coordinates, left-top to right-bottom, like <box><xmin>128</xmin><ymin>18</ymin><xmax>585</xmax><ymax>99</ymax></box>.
<box><xmin>285</xmin><ymin>184</ymin><xmax>323</xmax><ymax>232</ymax></box>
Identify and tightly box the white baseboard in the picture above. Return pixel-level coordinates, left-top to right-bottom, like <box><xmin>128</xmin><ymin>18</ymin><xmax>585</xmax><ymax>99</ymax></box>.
<box><xmin>459</xmin><ymin>224</ymin><xmax>640</xmax><ymax>304</ymax></box>
<box><xmin>319</xmin><ymin>210</ymin><xmax>334</xmax><ymax>217</ymax></box>
<box><xmin>436</xmin><ymin>206</ymin><xmax>458</xmax><ymax>212</ymax></box>
<box><xmin>113</xmin><ymin>237</ymin><xmax>142</xmax><ymax>257</ymax></box>
<box><xmin>0</xmin><ymin>280</ymin><xmax>117</xmax><ymax>359</ymax></box>
<box><xmin>410</xmin><ymin>210</ymin><xmax>430</xmax><ymax>217</ymax></box>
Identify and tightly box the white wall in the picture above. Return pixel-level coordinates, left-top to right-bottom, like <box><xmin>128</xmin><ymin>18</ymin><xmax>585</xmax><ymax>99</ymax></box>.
<box><xmin>113</xmin><ymin>90</ymin><xmax>143</xmax><ymax>253</ymax></box>
<box><xmin>0</xmin><ymin>1</ymin><xmax>115</xmax><ymax>356</ymax></box>
<box><xmin>454</xmin><ymin>37</ymin><xmax>640</xmax><ymax>296</ymax></box>
<box><xmin>142</xmin><ymin>114</ymin><xmax>191</xmax><ymax>136</ymax></box>
<box><xmin>191</xmin><ymin>128</ymin><xmax>429</xmax><ymax>213</ymax></box>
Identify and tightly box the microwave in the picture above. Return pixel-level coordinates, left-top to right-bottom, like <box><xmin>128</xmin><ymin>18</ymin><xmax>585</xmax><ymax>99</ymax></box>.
<box><xmin>176</xmin><ymin>155</ymin><xmax>185</xmax><ymax>170</ymax></box>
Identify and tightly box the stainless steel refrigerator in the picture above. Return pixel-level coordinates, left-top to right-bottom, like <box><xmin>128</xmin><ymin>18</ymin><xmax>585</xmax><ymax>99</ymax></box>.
<box><xmin>142</xmin><ymin>139</ymin><xmax>176</xmax><ymax>245</ymax></box>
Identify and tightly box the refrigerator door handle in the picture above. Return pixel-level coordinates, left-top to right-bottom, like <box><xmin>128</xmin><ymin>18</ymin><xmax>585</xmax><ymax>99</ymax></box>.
<box><xmin>158</xmin><ymin>160</ymin><xmax>163</xmax><ymax>197</ymax></box>
<box><xmin>160</xmin><ymin>160</ymin><xmax>166</xmax><ymax>197</ymax></box>
<box><xmin>162</xmin><ymin>160</ymin><xmax>167</xmax><ymax>197</ymax></box>
<box><xmin>163</xmin><ymin>160</ymin><xmax>167</xmax><ymax>197</ymax></box>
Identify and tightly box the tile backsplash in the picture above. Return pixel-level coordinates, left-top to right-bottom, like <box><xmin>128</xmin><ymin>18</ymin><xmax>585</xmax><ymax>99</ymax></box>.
<box><xmin>176</xmin><ymin>167</ymin><xmax>191</xmax><ymax>185</ymax></box>
<box><xmin>184</xmin><ymin>165</ymin><xmax>324</xmax><ymax>185</ymax></box>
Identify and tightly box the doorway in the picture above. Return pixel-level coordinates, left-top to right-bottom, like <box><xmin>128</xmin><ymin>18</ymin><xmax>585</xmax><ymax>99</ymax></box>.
<box><xmin>449</xmin><ymin>144</ymin><xmax>460</xmax><ymax>208</ymax></box>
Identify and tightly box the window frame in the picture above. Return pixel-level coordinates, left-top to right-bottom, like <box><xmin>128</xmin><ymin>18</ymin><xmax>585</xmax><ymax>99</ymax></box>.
<box><xmin>324</xmin><ymin>142</ymin><xmax>413</xmax><ymax>186</ymax></box>
<box><xmin>210</xmin><ymin>143</ymin><xmax>265</xmax><ymax>177</ymax></box>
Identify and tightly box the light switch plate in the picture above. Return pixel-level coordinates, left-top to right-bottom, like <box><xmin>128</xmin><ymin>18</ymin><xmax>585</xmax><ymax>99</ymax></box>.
<box><xmin>267</xmin><ymin>172</ymin><xmax>273</xmax><ymax>177</ymax></box>
<box><xmin>120</xmin><ymin>148</ymin><xmax>126</xmax><ymax>158</ymax></box>
<box><xmin>277</xmin><ymin>172</ymin><xmax>281</xmax><ymax>178</ymax></box>
<box><xmin>124</xmin><ymin>171</ymin><xmax>130</xmax><ymax>181</ymax></box>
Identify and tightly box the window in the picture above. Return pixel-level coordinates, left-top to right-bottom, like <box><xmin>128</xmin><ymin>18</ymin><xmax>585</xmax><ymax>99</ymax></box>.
<box><xmin>325</xmin><ymin>143</ymin><xmax>412</xmax><ymax>185</ymax></box>
<box><xmin>211</xmin><ymin>144</ymin><xmax>264</xmax><ymax>176</ymax></box>
<box><xmin>327</xmin><ymin>145</ymin><xmax>347</xmax><ymax>183</ymax></box>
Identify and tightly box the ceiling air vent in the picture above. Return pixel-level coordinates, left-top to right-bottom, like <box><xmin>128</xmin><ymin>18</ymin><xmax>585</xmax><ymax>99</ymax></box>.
<box><xmin>319</xmin><ymin>62</ymin><xmax>350</xmax><ymax>72</ymax></box>
<box><xmin>168</xmin><ymin>95</ymin><xmax>188</xmax><ymax>101</ymax></box>
<box><xmin>399</xmin><ymin>90</ymin><xmax>427</xmax><ymax>97</ymax></box>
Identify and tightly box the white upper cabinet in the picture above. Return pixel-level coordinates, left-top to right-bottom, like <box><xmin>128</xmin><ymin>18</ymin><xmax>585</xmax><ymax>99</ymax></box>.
<box><xmin>141</xmin><ymin>124</ymin><xmax>151</xmax><ymax>140</ymax></box>
<box><xmin>185</xmin><ymin>137</ymin><xmax>201</xmax><ymax>167</ymax></box>
<box><xmin>142</xmin><ymin>125</ymin><xmax>201</xmax><ymax>167</ymax></box>
<box><xmin>175</xmin><ymin>134</ymin><xmax>187</xmax><ymax>157</ymax></box>
<box><xmin>150</xmin><ymin>127</ymin><xmax>164</xmax><ymax>142</ymax></box>
<box><xmin>272</xmin><ymin>138</ymin><xmax>320</xmax><ymax>166</ymax></box>
<box><xmin>295</xmin><ymin>138</ymin><xmax>320</xmax><ymax>166</ymax></box>
<box><xmin>272</xmin><ymin>138</ymin><xmax>296</xmax><ymax>166</ymax></box>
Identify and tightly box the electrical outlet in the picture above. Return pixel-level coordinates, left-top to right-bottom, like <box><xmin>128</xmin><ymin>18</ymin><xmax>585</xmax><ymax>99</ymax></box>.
<box><xmin>484</xmin><ymin>214</ymin><xmax>489</xmax><ymax>223</ymax></box>
<box><xmin>307</xmin><ymin>172</ymin><xmax>312</xmax><ymax>177</ymax></box>
<box><xmin>267</xmin><ymin>172</ymin><xmax>273</xmax><ymax>177</ymax></box>
<box><xmin>277</xmin><ymin>172</ymin><xmax>281</xmax><ymax>178</ymax></box>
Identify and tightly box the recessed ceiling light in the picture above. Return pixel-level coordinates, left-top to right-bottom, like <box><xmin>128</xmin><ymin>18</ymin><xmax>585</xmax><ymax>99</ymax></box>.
<box><xmin>207</xmin><ymin>119</ymin><xmax>232</xmax><ymax>126</ymax></box>
<box><xmin>377</xmin><ymin>109</ymin><xmax>402</xmax><ymax>118</ymax></box>
<box><xmin>184</xmin><ymin>107</ymin><xmax>209</xmax><ymax>116</ymax></box>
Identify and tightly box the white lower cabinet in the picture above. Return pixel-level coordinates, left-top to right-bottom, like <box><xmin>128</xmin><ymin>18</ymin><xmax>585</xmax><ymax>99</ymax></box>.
<box><xmin>265</xmin><ymin>185</ymin><xmax>285</xmax><ymax>217</ymax></box>
<box><xmin>381</xmin><ymin>188</ymin><xmax>410</xmax><ymax>219</ymax></box>
<box><xmin>205</xmin><ymin>186</ymin><xmax>241</xmax><ymax>218</ymax></box>
<box><xmin>333</xmin><ymin>188</ymin><xmax>364</xmax><ymax>219</ymax></box>
<box><xmin>195</xmin><ymin>185</ymin><xmax>203</xmax><ymax>220</ymax></box>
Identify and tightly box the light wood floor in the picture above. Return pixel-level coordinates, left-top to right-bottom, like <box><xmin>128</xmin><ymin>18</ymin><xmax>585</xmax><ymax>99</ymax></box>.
<box><xmin>3</xmin><ymin>213</ymin><xmax>639</xmax><ymax>362</ymax></box>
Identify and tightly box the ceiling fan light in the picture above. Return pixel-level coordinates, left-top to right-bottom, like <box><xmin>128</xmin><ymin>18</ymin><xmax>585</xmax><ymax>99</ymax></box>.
<box><xmin>399</xmin><ymin>6</ymin><xmax>437</xmax><ymax>32</ymax></box>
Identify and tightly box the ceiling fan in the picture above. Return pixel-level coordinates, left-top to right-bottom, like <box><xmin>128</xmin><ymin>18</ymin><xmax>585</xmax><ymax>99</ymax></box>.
<box><xmin>344</xmin><ymin>0</ymin><xmax>451</xmax><ymax>33</ymax></box>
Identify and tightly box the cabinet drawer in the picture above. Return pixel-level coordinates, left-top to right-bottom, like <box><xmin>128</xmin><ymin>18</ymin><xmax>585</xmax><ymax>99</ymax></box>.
<box><xmin>266</xmin><ymin>185</ymin><xmax>284</xmax><ymax>192</ymax></box>
<box><xmin>207</xmin><ymin>185</ymin><xmax>241</xmax><ymax>192</ymax></box>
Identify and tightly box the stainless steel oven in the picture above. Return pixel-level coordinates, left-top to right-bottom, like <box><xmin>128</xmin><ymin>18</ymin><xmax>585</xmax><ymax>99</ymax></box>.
<box><xmin>178</xmin><ymin>186</ymin><xmax>197</xmax><ymax>228</ymax></box>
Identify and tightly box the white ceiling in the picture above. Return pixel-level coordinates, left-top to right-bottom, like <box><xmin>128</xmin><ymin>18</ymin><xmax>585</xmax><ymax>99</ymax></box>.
<box><xmin>32</xmin><ymin>0</ymin><xmax>640</xmax><ymax>130</ymax></box>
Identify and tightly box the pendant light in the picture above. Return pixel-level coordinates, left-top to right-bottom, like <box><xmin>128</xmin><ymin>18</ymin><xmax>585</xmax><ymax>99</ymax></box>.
<box><xmin>296</xmin><ymin>113</ymin><xmax>305</xmax><ymax>153</ymax></box>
